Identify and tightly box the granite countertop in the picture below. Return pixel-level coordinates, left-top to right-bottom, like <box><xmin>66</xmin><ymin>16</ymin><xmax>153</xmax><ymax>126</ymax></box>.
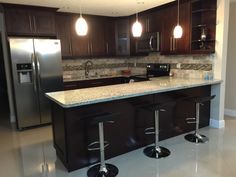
<box><xmin>46</xmin><ymin>77</ymin><xmax>222</xmax><ymax>108</ymax></box>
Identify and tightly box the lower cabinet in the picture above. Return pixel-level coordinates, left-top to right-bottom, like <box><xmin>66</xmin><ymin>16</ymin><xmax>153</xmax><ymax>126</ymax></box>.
<box><xmin>51</xmin><ymin>85</ymin><xmax>211</xmax><ymax>172</ymax></box>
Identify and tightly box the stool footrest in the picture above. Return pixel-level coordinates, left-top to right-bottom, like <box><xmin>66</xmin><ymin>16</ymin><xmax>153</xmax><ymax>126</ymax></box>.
<box><xmin>144</xmin><ymin>127</ymin><xmax>155</xmax><ymax>135</ymax></box>
<box><xmin>88</xmin><ymin>141</ymin><xmax>109</xmax><ymax>151</ymax></box>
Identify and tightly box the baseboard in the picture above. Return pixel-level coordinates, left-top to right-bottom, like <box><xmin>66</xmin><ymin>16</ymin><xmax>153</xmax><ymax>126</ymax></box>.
<box><xmin>224</xmin><ymin>108</ymin><xmax>236</xmax><ymax>117</ymax></box>
<box><xmin>210</xmin><ymin>119</ymin><xmax>225</xmax><ymax>129</ymax></box>
<box><xmin>10</xmin><ymin>114</ymin><xmax>16</xmax><ymax>123</ymax></box>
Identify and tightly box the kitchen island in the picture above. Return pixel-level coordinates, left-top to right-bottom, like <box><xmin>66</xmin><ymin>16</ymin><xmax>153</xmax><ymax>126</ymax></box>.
<box><xmin>46</xmin><ymin>77</ymin><xmax>221</xmax><ymax>172</ymax></box>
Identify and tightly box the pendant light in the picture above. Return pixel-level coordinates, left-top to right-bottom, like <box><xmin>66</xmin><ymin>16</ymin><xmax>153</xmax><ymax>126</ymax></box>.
<box><xmin>132</xmin><ymin>13</ymin><xmax>142</xmax><ymax>37</ymax></box>
<box><xmin>173</xmin><ymin>0</ymin><xmax>183</xmax><ymax>39</ymax></box>
<box><xmin>75</xmin><ymin>0</ymin><xmax>88</xmax><ymax>36</ymax></box>
<box><xmin>132</xmin><ymin>2</ymin><xmax>142</xmax><ymax>38</ymax></box>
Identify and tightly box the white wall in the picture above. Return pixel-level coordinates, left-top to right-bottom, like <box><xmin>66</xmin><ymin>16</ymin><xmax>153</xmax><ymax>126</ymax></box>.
<box><xmin>210</xmin><ymin>0</ymin><xmax>229</xmax><ymax>128</ymax></box>
<box><xmin>225</xmin><ymin>2</ymin><xmax>236</xmax><ymax>117</ymax></box>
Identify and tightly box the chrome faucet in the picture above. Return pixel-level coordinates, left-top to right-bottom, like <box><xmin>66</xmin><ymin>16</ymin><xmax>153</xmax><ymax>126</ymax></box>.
<box><xmin>84</xmin><ymin>60</ymin><xmax>93</xmax><ymax>78</ymax></box>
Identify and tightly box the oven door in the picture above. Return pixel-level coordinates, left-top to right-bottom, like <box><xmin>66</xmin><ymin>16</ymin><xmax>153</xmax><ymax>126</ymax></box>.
<box><xmin>136</xmin><ymin>32</ymin><xmax>160</xmax><ymax>53</ymax></box>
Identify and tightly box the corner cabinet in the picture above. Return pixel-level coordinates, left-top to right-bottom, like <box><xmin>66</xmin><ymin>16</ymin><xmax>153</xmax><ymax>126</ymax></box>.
<box><xmin>4</xmin><ymin>5</ymin><xmax>56</xmax><ymax>37</ymax></box>
<box><xmin>190</xmin><ymin>0</ymin><xmax>216</xmax><ymax>54</ymax></box>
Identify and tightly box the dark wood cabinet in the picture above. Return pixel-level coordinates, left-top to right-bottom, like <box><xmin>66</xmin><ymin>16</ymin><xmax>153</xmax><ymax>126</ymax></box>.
<box><xmin>104</xmin><ymin>18</ymin><xmax>116</xmax><ymax>56</ymax></box>
<box><xmin>55</xmin><ymin>13</ymin><xmax>73</xmax><ymax>58</ymax></box>
<box><xmin>160</xmin><ymin>0</ymin><xmax>191</xmax><ymax>55</ymax></box>
<box><xmin>4</xmin><ymin>5</ymin><xmax>56</xmax><ymax>37</ymax></box>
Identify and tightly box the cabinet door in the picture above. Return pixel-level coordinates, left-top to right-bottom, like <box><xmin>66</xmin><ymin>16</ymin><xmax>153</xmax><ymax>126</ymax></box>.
<box><xmin>32</xmin><ymin>10</ymin><xmax>56</xmax><ymax>36</ymax></box>
<box><xmin>104</xmin><ymin>18</ymin><xmax>116</xmax><ymax>56</ymax></box>
<box><xmin>89</xmin><ymin>17</ymin><xmax>106</xmax><ymax>57</ymax></box>
<box><xmin>4</xmin><ymin>7</ymin><xmax>32</xmax><ymax>35</ymax></box>
<box><xmin>115</xmin><ymin>19</ymin><xmax>130</xmax><ymax>56</ymax></box>
<box><xmin>70</xmin><ymin>15</ymin><xmax>90</xmax><ymax>57</ymax></box>
<box><xmin>176</xmin><ymin>0</ymin><xmax>191</xmax><ymax>54</ymax></box>
<box><xmin>55</xmin><ymin>13</ymin><xmax>73</xmax><ymax>58</ymax></box>
<box><xmin>160</xmin><ymin>5</ymin><xmax>176</xmax><ymax>54</ymax></box>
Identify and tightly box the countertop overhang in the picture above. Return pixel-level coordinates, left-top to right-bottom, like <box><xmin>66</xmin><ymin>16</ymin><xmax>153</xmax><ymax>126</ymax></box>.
<box><xmin>46</xmin><ymin>77</ymin><xmax>222</xmax><ymax>108</ymax></box>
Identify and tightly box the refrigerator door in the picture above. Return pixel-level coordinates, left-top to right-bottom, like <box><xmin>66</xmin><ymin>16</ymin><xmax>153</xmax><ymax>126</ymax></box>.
<box><xmin>9</xmin><ymin>38</ymin><xmax>41</xmax><ymax>128</ymax></box>
<box><xmin>33</xmin><ymin>39</ymin><xmax>63</xmax><ymax>124</ymax></box>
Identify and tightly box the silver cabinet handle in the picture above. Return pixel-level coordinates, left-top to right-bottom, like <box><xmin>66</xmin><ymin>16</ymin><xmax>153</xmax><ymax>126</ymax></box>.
<box><xmin>29</xmin><ymin>15</ymin><xmax>33</xmax><ymax>32</ymax></box>
<box><xmin>33</xmin><ymin>16</ymin><xmax>36</xmax><ymax>32</ymax></box>
<box><xmin>149</xmin><ymin>36</ymin><xmax>154</xmax><ymax>51</ymax></box>
<box><xmin>90</xmin><ymin>43</ymin><xmax>93</xmax><ymax>55</ymax></box>
<box><xmin>106</xmin><ymin>43</ymin><xmax>109</xmax><ymax>55</ymax></box>
<box><xmin>35</xmin><ymin>54</ymin><xmax>41</xmax><ymax>90</ymax></box>
<box><xmin>88</xmin><ymin>43</ymin><xmax>90</xmax><ymax>55</ymax></box>
<box><xmin>170</xmin><ymin>37</ymin><xmax>173</xmax><ymax>51</ymax></box>
<box><xmin>31</xmin><ymin>53</ymin><xmax>37</xmax><ymax>93</ymax></box>
<box><xmin>173</xmin><ymin>38</ymin><xmax>176</xmax><ymax>51</ymax></box>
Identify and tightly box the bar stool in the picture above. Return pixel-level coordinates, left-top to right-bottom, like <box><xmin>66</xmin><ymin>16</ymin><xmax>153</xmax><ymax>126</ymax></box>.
<box><xmin>142</xmin><ymin>102</ymin><xmax>172</xmax><ymax>159</ymax></box>
<box><xmin>185</xmin><ymin>95</ymin><xmax>215</xmax><ymax>143</ymax></box>
<box><xmin>87</xmin><ymin>112</ymin><xmax>119</xmax><ymax>177</ymax></box>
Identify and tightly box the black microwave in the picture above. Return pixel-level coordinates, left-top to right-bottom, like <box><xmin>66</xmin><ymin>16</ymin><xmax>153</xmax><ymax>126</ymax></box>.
<box><xmin>136</xmin><ymin>32</ymin><xmax>160</xmax><ymax>53</ymax></box>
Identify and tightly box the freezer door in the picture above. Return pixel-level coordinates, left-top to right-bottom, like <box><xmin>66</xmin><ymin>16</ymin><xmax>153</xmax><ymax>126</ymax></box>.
<box><xmin>33</xmin><ymin>39</ymin><xmax>63</xmax><ymax>124</ymax></box>
<box><xmin>9</xmin><ymin>38</ymin><xmax>41</xmax><ymax>128</ymax></box>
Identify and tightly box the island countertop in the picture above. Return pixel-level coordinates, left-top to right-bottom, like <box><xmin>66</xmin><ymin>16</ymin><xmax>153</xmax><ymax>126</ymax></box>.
<box><xmin>46</xmin><ymin>77</ymin><xmax>222</xmax><ymax>108</ymax></box>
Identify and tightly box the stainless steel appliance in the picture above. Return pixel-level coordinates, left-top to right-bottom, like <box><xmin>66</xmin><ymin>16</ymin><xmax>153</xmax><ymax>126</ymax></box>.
<box><xmin>136</xmin><ymin>32</ymin><xmax>160</xmax><ymax>53</ymax></box>
<box><xmin>146</xmin><ymin>63</ymin><xmax>170</xmax><ymax>78</ymax></box>
<box><xmin>9</xmin><ymin>38</ymin><xmax>63</xmax><ymax>129</ymax></box>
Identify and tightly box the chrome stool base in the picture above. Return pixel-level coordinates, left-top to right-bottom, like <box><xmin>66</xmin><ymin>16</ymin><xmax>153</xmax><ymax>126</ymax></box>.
<box><xmin>143</xmin><ymin>146</ymin><xmax>171</xmax><ymax>159</ymax></box>
<box><xmin>87</xmin><ymin>163</ymin><xmax>119</xmax><ymax>177</ymax></box>
<box><xmin>184</xmin><ymin>133</ymin><xmax>209</xmax><ymax>144</ymax></box>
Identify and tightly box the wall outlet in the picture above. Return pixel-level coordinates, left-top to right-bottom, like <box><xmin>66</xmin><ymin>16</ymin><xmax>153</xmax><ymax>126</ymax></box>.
<box><xmin>176</xmin><ymin>63</ymin><xmax>181</xmax><ymax>69</ymax></box>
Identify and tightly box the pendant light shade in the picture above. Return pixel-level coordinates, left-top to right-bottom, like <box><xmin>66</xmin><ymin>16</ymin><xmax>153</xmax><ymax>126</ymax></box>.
<box><xmin>132</xmin><ymin>20</ymin><xmax>142</xmax><ymax>37</ymax></box>
<box><xmin>173</xmin><ymin>25</ymin><xmax>183</xmax><ymax>39</ymax></box>
<box><xmin>75</xmin><ymin>15</ymin><xmax>88</xmax><ymax>36</ymax></box>
<box><xmin>173</xmin><ymin>0</ymin><xmax>183</xmax><ymax>39</ymax></box>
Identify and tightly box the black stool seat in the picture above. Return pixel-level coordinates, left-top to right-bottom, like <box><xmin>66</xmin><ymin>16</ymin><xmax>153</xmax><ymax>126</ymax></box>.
<box><xmin>86</xmin><ymin>111</ymin><xmax>119</xmax><ymax>177</ymax></box>
<box><xmin>87</xmin><ymin>112</ymin><xmax>119</xmax><ymax>124</ymax></box>
<box><xmin>187</xmin><ymin>95</ymin><xmax>216</xmax><ymax>104</ymax></box>
<box><xmin>185</xmin><ymin>95</ymin><xmax>215</xmax><ymax>144</ymax></box>
<box><xmin>142</xmin><ymin>101</ymin><xmax>176</xmax><ymax>112</ymax></box>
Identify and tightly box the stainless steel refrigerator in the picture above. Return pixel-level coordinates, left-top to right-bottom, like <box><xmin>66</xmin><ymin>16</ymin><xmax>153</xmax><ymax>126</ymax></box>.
<box><xmin>9</xmin><ymin>38</ymin><xmax>63</xmax><ymax>129</ymax></box>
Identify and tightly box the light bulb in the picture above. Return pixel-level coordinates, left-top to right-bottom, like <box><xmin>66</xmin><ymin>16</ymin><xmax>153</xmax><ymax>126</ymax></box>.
<box><xmin>173</xmin><ymin>25</ymin><xmax>183</xmax><ymax>39</ymax></box>
<box><xmin>132</xmin><ymin>20</ymin><xmax>142</xmax><ymax>37</ymax></box>
<box><xmin>75</xmin><ymin>16</ymin><xmax>88</xmax><ymax>36</ymax></box>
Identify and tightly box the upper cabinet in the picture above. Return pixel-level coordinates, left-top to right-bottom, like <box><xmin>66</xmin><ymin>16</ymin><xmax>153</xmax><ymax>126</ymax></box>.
<box><xmin>115</xmin><ymin>18</ymin><xmax>130</xmax><ymax>56</ymax></box>
<box><xmin>191</xmin><ymin>0</ymin><xmax>216</xmax><ymax>54</ymax></box>
<box><xmin>55</xmin><ymin>13</ymin><xmax>73</xmax><ymax>58</ymax></box>
<box><xmin>4</xmin><ymin>5</ymin><xmax>56</xmax><ymax>37</ymax></box>
<box><xmin>56</xmin><ymin>14</ymin><xmax>116</xmax><ymax>58</ymax></box>
<box><xmin>160</xmin><ymin>0</ymin><xmax>191</xmax><ymax>55</ymax></box>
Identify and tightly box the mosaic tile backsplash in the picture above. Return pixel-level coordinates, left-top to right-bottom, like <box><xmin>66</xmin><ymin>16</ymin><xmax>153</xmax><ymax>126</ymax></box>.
<box><xmin>62</xmin><ymin>53</ymin><xmax>214</xmax><ymax>81</ymax></box>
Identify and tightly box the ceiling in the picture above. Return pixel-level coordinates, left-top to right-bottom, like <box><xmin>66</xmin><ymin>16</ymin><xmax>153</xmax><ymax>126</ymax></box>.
<box><xmin>0</xmin><ymin>0</ymin><xmax>174</xmax><ymax>17</ymax></box>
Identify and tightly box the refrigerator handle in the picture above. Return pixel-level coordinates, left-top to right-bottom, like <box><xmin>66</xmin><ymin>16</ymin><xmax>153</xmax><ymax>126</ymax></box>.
<box><xmin>31</xmin><ymin>53</ymin><xmax>37</xmax><ymax>93</ymax></box>
<box><xmin>35</xmin><ymin>53</ymin><xmax>41</xmax><ymax>90</ymax></box>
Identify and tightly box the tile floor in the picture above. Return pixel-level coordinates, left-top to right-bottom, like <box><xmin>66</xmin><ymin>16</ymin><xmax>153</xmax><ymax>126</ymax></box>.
<box><xmin>0</xmin><ymin>117</ymin><xmax>236</xmax><ymax>177</ymax></box>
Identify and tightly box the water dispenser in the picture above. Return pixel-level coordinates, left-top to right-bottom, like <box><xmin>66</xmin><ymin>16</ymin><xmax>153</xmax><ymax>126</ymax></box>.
<box><xmin>17</xmin><ymin>63</ymin><xmax>32</xmax><ymax>84</ymax></box>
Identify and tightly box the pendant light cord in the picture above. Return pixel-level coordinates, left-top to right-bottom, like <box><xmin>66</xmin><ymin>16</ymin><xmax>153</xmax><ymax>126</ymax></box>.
<box><xmin>80</xmin><ymin>0</ymin><xmax>82</xmax><ymax>16</ymax></box>
<box><xmin>177</xmin><ymin>0</ymin><xmax>180</xmax><ymax>25</ymax></box>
